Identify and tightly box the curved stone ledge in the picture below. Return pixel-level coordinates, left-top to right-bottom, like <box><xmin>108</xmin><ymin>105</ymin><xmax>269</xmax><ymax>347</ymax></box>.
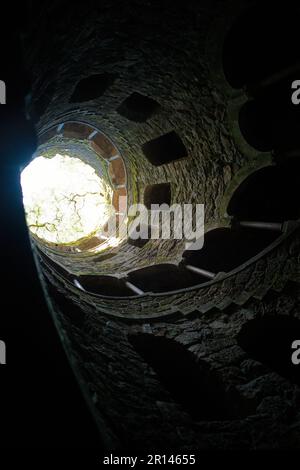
<box><xmin>38</xmin><ymin>222</ymin><xmax>300</xmax><ymax>320</ymax></box>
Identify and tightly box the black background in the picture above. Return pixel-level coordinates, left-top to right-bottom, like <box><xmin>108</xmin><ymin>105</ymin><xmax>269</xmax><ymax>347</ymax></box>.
<box><xmin>0</xmin><ymin>4</ymin><xmax>101</xmax><ymax>449</ymax></box>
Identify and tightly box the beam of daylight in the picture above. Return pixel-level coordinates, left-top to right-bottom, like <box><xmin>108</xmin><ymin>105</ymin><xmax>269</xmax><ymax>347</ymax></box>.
<box><xmin>21</xmin><ymin>153</ymin><xmax>113</xmax><ymax>244</ymax></box>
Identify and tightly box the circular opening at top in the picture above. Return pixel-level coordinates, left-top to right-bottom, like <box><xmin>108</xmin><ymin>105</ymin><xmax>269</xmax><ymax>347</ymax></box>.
<box><xmin>21</xmin><ymin>153</ymin><xmax>114</xmax><ymax>245</ymax></box>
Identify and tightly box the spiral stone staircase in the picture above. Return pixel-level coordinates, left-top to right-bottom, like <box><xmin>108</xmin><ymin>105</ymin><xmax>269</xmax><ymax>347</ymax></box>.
<box><xmin>22</xmin><ymin>0</ymin><xmax>300</xmax><ymax>450</ymax></box>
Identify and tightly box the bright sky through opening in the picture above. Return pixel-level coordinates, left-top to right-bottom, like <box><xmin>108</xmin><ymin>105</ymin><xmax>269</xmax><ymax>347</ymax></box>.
<box><xmin>21</xmin><ymin>153</ymin><xmax>113</xmax><ymax>244</ymax></box>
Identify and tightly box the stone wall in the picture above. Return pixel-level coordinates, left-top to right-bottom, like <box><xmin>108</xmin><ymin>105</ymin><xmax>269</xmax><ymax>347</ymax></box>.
<box><xmin>23</xmin><ymin>0</ymin><xmax>300</xmax><ymax>450</ymax></box>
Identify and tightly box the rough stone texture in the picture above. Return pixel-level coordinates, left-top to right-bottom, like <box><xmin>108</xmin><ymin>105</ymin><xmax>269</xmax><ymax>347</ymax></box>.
<box><xmin>38</xmin><ymin>225</ymin><xmax>300</xmax><ymax>318</ymax></box>
<box><xmin>39</xmin><ymin>269</ymin><xmax>300</xmax><ymax>450</ymax></box>
<box><xmin>23</xmin><ymin>0</ymin><xmax>300</xmax><ymax>450</ymax></box>
<box><xmin>24</xmin><ymin>0</ymin><xmax>250</xmax><ymax>276</ymax></box>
